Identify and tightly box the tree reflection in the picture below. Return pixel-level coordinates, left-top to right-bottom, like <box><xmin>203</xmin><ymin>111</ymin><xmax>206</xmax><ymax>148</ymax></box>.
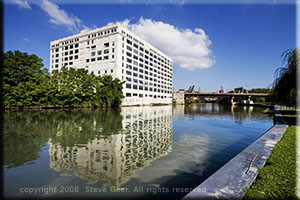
<box><xmin>3</xmin><ymin>108</ymin><xmax>123</xmax><ymax>169</ymax></box>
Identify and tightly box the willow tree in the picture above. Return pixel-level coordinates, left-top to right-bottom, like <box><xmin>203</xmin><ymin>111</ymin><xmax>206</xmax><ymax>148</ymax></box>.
<box><xmin>272</xmin><ymin>48</ymin><xmax>298</xmax><ymax>106</ymax></box>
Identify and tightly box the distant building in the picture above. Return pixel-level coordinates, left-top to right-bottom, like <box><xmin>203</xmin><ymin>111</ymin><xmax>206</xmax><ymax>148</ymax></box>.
<box><xmin>234</xmin><ymin>87</ymin><xmax>244</xmax><ymax>93</ymax></box>
<box><xmin>219</xmin><ymin>85</ymin><xmax>224</xmax><ymax>93</ymax></box>
<box><xmin>49</xmin><ymin>23</ymin><xmax>173</xmax><ymax>105</ymax></box>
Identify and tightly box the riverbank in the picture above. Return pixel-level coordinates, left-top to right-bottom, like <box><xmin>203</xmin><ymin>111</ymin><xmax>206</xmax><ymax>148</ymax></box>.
<box><xmin>183</xmin><ymin>107</ymin><xmax>289</xmax><ymax>199</ymax></box>
<box><xmin>242</xmin><ymin>125</ymin><xmax>297</xmax><ymax>199</ymax></box>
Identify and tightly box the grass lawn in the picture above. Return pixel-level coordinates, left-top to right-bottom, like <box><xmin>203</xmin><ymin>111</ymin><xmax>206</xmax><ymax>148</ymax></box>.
<box><xmin>243</xmin><ymin>123</ymin><xmax>298</xmax><ymax>199</ymax></box>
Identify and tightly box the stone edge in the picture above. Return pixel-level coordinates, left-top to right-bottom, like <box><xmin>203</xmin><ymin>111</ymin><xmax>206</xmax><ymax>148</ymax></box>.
<box><xmin>182</xmin><ymin>106</ymin><xmax>288</xmax><ymax>200</ymax></box>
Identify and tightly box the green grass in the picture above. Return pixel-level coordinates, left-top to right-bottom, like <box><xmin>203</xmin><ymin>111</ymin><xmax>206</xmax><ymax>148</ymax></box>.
<box><xmin>243</xmin><ymin>126</ymin><xmax>298</xmax><ymax>200</ymax></box>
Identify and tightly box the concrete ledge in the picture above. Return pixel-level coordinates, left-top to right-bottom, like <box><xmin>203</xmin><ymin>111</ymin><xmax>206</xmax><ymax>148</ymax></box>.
<box><xmin>182</xmin><ymin>108</ymin><xmax>288</xmax><ymax>199</ymax></box>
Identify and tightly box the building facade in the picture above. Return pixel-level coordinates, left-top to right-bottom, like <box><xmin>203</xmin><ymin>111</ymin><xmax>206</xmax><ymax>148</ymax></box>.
<box><xmin>49</xmin><ymin>23</ymin><xmax>173</xmax><ymax>105</ymax></box>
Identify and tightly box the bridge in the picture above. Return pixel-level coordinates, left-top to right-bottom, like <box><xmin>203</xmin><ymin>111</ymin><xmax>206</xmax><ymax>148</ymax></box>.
<box><xmin>173</xmin><ymin>92</ymin><xmax>270</xmax><ymax>104</ymax></box>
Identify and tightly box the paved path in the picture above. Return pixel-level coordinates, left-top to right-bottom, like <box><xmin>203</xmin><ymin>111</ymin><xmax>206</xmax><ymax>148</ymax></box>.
<box><xmin>182</xmin><ymin>107</ymin><xmax>288</xmax><ymax>199</ymax></box>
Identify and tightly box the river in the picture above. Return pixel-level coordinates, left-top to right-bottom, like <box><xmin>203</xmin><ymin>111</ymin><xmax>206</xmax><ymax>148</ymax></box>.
<box><xmin>3</xmin><ymin>103</ymin><xmax>273</xmax><ymax>199</ymax></box>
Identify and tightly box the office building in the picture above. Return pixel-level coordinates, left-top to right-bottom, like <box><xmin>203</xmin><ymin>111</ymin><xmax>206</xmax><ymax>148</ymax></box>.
<box><xmin>49</xmin><ymin>23</ymin><xmax>173</xmax><ymax>105</ymax></box>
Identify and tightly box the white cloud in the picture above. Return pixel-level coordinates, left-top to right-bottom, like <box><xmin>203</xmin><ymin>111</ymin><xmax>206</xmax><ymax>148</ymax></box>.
<box><xmin>23</xmin><ymin>37</ymin><xmax>30</xmax><ymax>42</ymax></box>
<box><xmin>10</xmin><ymin>0</ymin><xmax>31</xmax><ymax>10</ymax></box>
<box><xmin>119</xmin><ymin>18</ymin><xmax>215</xmax><ymax>70</ymax></box>
<box><xmin>39</xmin><ymin>0</ymin><xmax>84</xmax><ymax>32</ymax></box>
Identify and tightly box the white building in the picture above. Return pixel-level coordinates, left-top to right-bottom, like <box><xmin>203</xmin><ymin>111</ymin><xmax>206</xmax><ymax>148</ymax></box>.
<box><xmin>49</xmin><ymin>23</ymin><xmax>173</xmax><ymax>106</ymax></box>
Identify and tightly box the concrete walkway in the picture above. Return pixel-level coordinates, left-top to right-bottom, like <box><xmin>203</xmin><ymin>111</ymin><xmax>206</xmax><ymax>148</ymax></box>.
<box><xmin>182</xmin><ymin>107</ymin><xmax>288</xmax><ymax>199</ymax></box>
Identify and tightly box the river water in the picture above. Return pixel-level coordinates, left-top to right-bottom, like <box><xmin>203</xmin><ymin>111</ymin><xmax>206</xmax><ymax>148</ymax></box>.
<box><xmin>3</xmin><ymin>103</ymin><xmax>273</xmax><ymax>199</ymax></box>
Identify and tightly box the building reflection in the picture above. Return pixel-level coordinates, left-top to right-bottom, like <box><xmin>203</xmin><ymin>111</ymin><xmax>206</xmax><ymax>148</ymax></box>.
<box><xmin>48</xmin><ymin>106</ymin><xmax>173</xmax><ymax>187</ymax></box>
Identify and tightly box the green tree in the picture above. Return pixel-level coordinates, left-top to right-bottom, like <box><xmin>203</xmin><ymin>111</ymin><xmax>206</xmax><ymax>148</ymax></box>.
<box><xmin>95</xmin><ymin>75</ymin><xmax>124</xmax><ymax>107</ymax></box>
<box><xmin>1</xmin><ymin>51</ymin><xmax>47</xmax><ymax>107</ymax></box>
<box><xmin>272</xmin><ymin>48</ymin><xmax>298</xmax><ymax>106</ymax></box>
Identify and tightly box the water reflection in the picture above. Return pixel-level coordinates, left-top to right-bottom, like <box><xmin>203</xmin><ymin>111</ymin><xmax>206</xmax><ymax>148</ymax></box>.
<box><xmin>4</xmin><ymin>104</ymin><xmax>273</xmax><ymax>199</ymax></box>
<box><xmin>3</xmin><ymin>109</ymin><xmax>123</xmax><ymax>169</ymax></box>
<box><xmin>48</xmin><ymin>106</ymin><xmax>172</xmax><ymax>187</ymax></box>
<box><xmin>173</xmin><ymin>103</ymin><xmax>268</xmax><ymax>122</ymax></box>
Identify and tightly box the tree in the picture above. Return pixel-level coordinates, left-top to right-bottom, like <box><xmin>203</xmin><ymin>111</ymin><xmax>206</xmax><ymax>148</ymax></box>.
<box><xmin>272</xmin><ymin>48</ymin><xmax>298</xmax><ymax>106</ymax></box>
<box><xmin>1</xmin><ymin>51</ymin><xmax>47</xmax><ymax>107</ymax></box>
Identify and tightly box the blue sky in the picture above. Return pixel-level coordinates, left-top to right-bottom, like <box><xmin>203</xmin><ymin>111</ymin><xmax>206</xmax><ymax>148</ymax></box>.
<box><xmin>4</xmin><ymin>0</ymin><xmax>297</xmax><ymax>92</ymax></box>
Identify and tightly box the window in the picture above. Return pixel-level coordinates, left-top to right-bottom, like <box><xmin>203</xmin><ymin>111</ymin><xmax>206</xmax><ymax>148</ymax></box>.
<box><xmin>111</xmin><ymin>69</ymin><xmax>113</xmax><ymax>73</ymax></box>
<box><xmin>127</xmin><ymin>52</ymin><xmax>132</xmax><ymax>57</ymax></box>
<box><xmin>104</xmin><ymin>49</ymin><xmax>109</xmax><ymax>54</ymax></box>
<box><xmin>139</xmin><ymin>86</ymin><xmax>143</xmax><ymax>90</ymax></box>
<box><xmin>69</xmin><ymin>56</ymin><xmax>73</xmax><ymax>60</ymax></box>
<box><xmin>91</xmin><ymin>52</ymin><xmax>96</xmax><ymax>56</ymax></box>
<box><xmin>70</xmin><ymin>45</ymin><xmax>73</xmax><ymax>49</ymax></box>
<box><xmin>104</xmin><ymin>56</ymin><xmax>109</xmax><ymax>60</ymax></box>
<box><xmin>127</xmin><ymin>58</ymin><xmax>132</xmax><ymax>63</ymax></box>
<box><xmin>69</xmin><ymin>62</ymin><xmax>73</xmax><ymax>65</ymax></box>
<box><xmin>126</xmin><ymin>71</ymin><xmax>132</xmax><ymax>75</ymax></box>
<box><xmin>86</xmin><ymin>59</ymin><xmax>89</xmax><ymax>62</ymax></box>
<box><xmin>55</xmin><ymin>54</ymin><xmax>59</xmax><ymax>57</ymax></box>
<box><xmin>126</xmin><ymin>93</ymin><xmax>131</xmax><ymax>97</ymax></box>
<box><xmin>104</xmin><ymin>42</ymin><xmax>109</xmax><ymax>47</ymax></box>
<box><xmin>126</xmin><ymin>64</ymin><xmax>132</xmax><ymax>69</ymax></box>
<box><xmin>98</xmin><ymin>50</ymin><xmax>102</xmax><ymax>55</ymax></box>
<box><xmin>55</xmin><ymin>59</ymin><xmax>59</xmax><ymax>63</ymax></box>
<box><xmin>75</xmin><ymin>43</ymin><xmax>79</xmax><ymax>48</ymax></box>
<box><xmin>127</xmin><ymin>46</ymin><xmax>132</xmax><ymax>51</ymax></box>
<box><xmin>75</xmin><ymin>49</ymin><xmax>79</xmax><ymax>53</ymax></box>
<box><xmin>133</xmin><ymin>85</ymin><xmax>137</xmax><ymax>89</ymax></box>
<box><xmin>127</xmin><ymin>39</ymin><xmax>132</xmax><ymax>45</ymax></box>
<box><xmin>91</xmin><ymin>58</ymin><xmax>95</xmax><ymax>62</ymax></box>
<box><xmin>126</xmin><ymin>84</ymin><xmax>131</xmax><ymax>89</ymax></box>
<box><xmin>91</xmin><ymin>45</ymin><xmax>96</xmax><ymax>50</ymax></box>
<box><xmin>74</xmin><ymin>55</ymin><xmax>78</xmax><ymax>59</ymax></box>
<box><xmin>65</xmin><ymin>52</ymin><xmax>68</xmax><ymax>56</ymax></box>
<box><xmin>97</xmin><ymin>57</ymin><xmax>102</xmax><ymax>61</ymax></box>
<box><xmin>126</xmin><ymin>77</ymin><xmax>131</xmax><ymax>81</ymax></box>
<box><xmin>134</xmin><ymin>43</ymin><xmax>138</xmax><ymax>48</ymax></box>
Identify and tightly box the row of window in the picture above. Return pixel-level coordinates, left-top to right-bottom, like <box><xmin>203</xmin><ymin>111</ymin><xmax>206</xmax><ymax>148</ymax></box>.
<box><xmin>86</xmin><ymin>55</ymin><xmax>111</xmax><ymax>62</ymax></box>
<box><xmin>51</xmin><ymin>43</ymin><xmax>79</xmax><ymax>52</ymax></box>
<box><xmin>125</xmin><ymin>93</ymin><xmax>171</xmax><ymax>98</ymax></box>
<box><xmin>91</xmin><ymin>48</ymin><xmax>113</xmax><ymax>57</ymax></box>
<box><xmin>125</xmin><ymin>83</ymin><xmax>171</xmax><ymax>93</ymax></box>
<box><xmin>125</xmin><ymin>76</ymin><xmax>172</xmax><ymax>88</ymax></box>
<box><xmin>87</xmin><ymin>28</ymin><xmax>117</xmax><ymax>39</ymax></box>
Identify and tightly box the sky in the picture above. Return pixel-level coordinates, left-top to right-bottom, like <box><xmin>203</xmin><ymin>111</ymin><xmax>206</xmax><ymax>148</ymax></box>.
<box><xmin>4</xmin><ymin>0</ymin><xmax>297</xmax><ymax>92</ymax></box>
